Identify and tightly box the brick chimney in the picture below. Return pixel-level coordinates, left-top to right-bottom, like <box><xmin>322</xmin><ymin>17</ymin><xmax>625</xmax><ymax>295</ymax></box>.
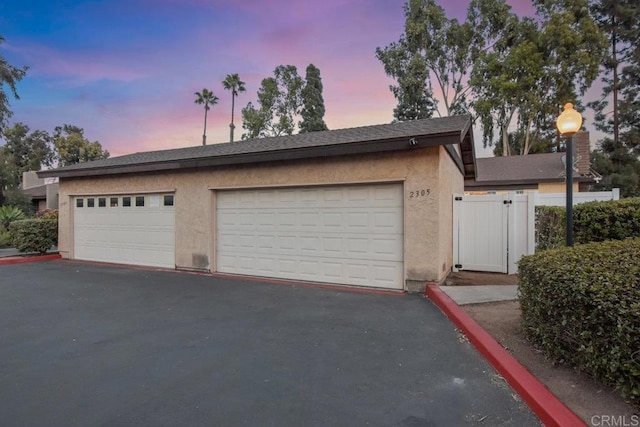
<box><xmin>574</xmin><ymin>131</ymin><xmax>591</xmax><ymax>176</ymax></box>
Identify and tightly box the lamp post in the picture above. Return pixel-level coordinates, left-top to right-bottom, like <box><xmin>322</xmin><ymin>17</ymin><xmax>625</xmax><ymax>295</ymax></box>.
<box><xmin>556</xmin><ymin>103</ymin><xmax>583</xmax><ymax>247</ymax></box>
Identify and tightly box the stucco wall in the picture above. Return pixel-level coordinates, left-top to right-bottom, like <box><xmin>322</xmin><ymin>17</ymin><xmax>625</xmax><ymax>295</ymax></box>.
<box><xmin>539</xmin><ymin>182</ymin><xmax>578</xmax><ymax>193</ymax></box>
<box><xmin>57</xmin><ymin>147</ymin><xmax>463</xmax><ymax>290</ymax></box>
<box><xmin>437</xmin><ymin>146</ymin><xmax>464</xmax><ymax>283</ymax></box>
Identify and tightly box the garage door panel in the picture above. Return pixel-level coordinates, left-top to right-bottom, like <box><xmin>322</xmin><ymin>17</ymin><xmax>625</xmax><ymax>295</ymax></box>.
<box><xmin>74</xmin><ymin>194</ymin><xmax>175</xmax><ymax>269</ymax></box>
<box><xmin>216</xmin><ymin>184</ymin><xmax>404</xmax><ymax>289</ymax></box>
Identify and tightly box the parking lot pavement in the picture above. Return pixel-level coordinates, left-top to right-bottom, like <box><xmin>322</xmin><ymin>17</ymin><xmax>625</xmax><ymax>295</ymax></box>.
<box><xmin>0</xmin><ymin>261</ymin><xmax>539</xmax><ymax>426</ymax></box>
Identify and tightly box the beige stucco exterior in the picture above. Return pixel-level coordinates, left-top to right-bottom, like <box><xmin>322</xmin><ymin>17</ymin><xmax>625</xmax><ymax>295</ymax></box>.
<box><xmin>538</xmin><ymin>182</ymin><xmax>579</xmax><ymax>193</ymax></box>
<box><xmin>57</xmin><ymin>146</ymin><xmax>463</xmax><ymax>291</ymax></box>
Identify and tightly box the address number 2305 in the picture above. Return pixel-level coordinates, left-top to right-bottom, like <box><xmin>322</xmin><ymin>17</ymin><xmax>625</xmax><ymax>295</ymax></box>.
<box><xmin>409</xmin><ymin>189</ymin><xmax>431</xmax><ymax>198</ymax></box>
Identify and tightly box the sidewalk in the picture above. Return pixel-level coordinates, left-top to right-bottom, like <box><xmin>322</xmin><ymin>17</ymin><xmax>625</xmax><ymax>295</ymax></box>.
<box><xmin>439</xmin><ymin>271</ymin><xmax>519</xmax><ymax>305</ymax></box>
<box><xmin>439</xmin><ymin>285</ymin><xmax>518</xmax><ymax>305</ymax></box>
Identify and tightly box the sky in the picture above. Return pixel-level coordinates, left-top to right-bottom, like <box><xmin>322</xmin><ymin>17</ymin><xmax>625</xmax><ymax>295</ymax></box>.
<box><xmin>1</xmin><ymin>0</ymin><xmax>598</xmax><ymax>160</ymax></box>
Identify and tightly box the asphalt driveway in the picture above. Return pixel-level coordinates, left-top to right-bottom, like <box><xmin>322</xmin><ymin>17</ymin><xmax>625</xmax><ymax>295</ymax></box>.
<box><xmin>0</xmin><ymin>261</ymin><xmax>539</xmax><ymax>426</ymax></box>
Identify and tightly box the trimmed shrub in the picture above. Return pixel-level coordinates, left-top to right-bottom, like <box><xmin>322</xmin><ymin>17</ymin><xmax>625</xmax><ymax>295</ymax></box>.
<box><xmin>535</xmin><ymin>206</ymin><xmax>565</xmax><ymax>251</ymax></box>
<box><xmin>518</xmin><ymin>238</ymin><xmax>640</xmax><ymax>407</ymax></box>
<box><xmin>8</xmin><ymin>219</ymin><xmax>58</xmax><ymax>253</ymax></box>
<box><xmin>574</xmin><ymin>198</ymin><xmax>640</xmax><ymax>243</ymax></box>
<box><xmin>535</xmin><ymin>198</ymin><xmax>640</xmax><ymax>250</ymax></box>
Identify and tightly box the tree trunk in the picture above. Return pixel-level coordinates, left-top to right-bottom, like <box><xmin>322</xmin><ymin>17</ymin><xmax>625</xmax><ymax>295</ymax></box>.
<box><xmin>612</xmin><ymin>14</ymin><xmax>620</xmax><ymax>152</ymax></box>
<box><xmin>522</xmin><ymin>117</ymin><xmax>534</xmax><ymax>155</ymax></box>
<box><xmin>202</xmin><ymin>106</ymin><xmax>208</xmax><ymax>146</ymax></box>
<box><xmin>230</xmin><ymin>92</ymin><xmax>236</xmax><ymax>143</ymax></box>
<box><xmin>501</xmin><ymin>124</ymin><xmax>510</xmax><ymax>156</ymax></box>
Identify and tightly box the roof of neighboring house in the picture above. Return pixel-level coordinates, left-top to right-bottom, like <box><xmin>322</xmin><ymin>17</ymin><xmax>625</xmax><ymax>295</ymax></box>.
<box><xmin>38</xmin><ymin>115</ymin><xmax>475</xmax><ymax>179</ymax></box>
<box><xmin>466</xmin><ymin>152</ymin><xmax>599</xmax><ymax>189</ymax></box>
<box><xmin>21</xmin><ymin>184</ymin><xmax>47</xmax><ymax>199</ymax></box>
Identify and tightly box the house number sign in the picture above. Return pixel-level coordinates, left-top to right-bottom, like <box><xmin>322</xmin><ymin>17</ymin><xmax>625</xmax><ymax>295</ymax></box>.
<box><xmin>408</xmin><ymin>189</ymin><xmax>431</xmax><ymax>198</ymax></box>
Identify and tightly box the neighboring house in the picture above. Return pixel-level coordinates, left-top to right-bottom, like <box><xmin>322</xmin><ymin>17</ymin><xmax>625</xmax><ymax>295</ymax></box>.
<box><xmin>39</xmin><ymin>116</ymin><xmax>475</xmax><ymax>292</ymax></box>
<box><xmin>465</xmin><ymin>131</ymin><xmax>601</xmax><ymax>194</ymax></box>
<box><xmin>21</xmin><ymin>171</ymin><xmax>59</xmax><ymax>212</ymax></box>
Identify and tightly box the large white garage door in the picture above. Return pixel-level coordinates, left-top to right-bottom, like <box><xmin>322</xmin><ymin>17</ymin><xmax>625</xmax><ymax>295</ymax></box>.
<box><xmin>74</xmin><ymin>193</ymin><xmax>175</xmax><ymax>268</ymax></box>
<box><xmin>216</xmin><ymin>184</ymin><xmax>404</xmax><ymax>289</ymax></box>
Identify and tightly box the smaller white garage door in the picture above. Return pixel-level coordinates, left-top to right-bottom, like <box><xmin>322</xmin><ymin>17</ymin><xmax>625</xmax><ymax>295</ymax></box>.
<box><xmin>74</xmin><ymin>194</ymin><xmax>175</xmax><ymax>268</ymax></box>
<box><xmin>216</xmin><ymin>184</ymin><xmax>404</xmax><ymax>289</ymax></box>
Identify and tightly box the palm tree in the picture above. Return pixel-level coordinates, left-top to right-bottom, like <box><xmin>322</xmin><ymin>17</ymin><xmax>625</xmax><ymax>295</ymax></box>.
<box><xmin>222</xmin><ymin>74</ymin><xmax>246</xmax><ymax>142</ymax></box>
<box><xmin>194</xmin><ymin>88</ymin><xmax>219</xmax><ymax>145</ymax></box>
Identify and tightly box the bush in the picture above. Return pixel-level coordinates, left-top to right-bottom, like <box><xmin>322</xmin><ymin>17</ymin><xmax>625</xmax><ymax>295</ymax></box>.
<box><xmin>535</xmin><ymin>206</ymin><xmax>565</xmax><ymax>251</ymax></box>
<box><xmin>535</xmin><ymin>198</ymin><xmax>640</xmax><ymax>250</ymax></box>
<box><xmin>35</xmin><ymin>209</ymin><xmax>58</xmax><ymax>221</ymax></box>
<box><xmin>8</xmin><ymin>219</ymin><xmax>58</xmax><ymax>253</ymax></box>
<box><xmin>518</xmin><ymin>238</ymin><xmax>640</xmax><ymax>407</ymax></box>
<box><xmin>574</xmin><ymin>198</ymin><xmax>640</xmax><ymax>243</ymax></box>
<box><xmin>0</xmin><ymin>205</ymin><xmax>27</xmax><ymax>230</ymax></box>
<box><xmin>0</xmin><ymin>230</ymin><xmax>11</xmax><ymax>248</ymax></box>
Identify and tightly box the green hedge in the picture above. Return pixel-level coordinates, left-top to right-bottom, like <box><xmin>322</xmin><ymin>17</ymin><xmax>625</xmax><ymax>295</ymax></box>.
<box><xmin>535</xmin><ymin>206</ymin><xmax>565</xmax><ymax>250</ymax></box>
<box><xmin>518</xmin><ymin>238</ymin><xmax>640</xmax><ymax>407</ymax></box>
<box><xmin>574</xmin><ymin>198</ymin><xmax>640</xmax><ymax>243</ymax></box>
<box><xmin>536</xmin><ymin>198</ymin><xmax>640</xmax><ymax>250</ymax></box>
<box><xmin>8</xmin><ymin>219</ymin><xmax>58</xmax><ymax>253</ymax></box>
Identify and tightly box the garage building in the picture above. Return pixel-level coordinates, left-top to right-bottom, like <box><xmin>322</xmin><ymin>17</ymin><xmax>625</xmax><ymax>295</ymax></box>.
<box><xmin>39</xmin><ymin>116</ymin><xmax>475</xmax><ymax>292</ymax></box>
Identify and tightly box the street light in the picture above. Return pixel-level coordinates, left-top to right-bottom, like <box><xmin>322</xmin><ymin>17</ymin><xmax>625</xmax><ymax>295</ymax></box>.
<box><xmin>556</xmin><ymin>103</ymin><xmax>583</xmax><ymax>247</ymax></box>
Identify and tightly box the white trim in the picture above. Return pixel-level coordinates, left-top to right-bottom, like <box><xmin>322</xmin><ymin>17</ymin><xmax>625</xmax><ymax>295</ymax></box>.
<box><xmin>208</xmin><ymin>179</ymin><xmax>405</xmax><ymax>191</ymax></box>
<box><xmin>69</xmin><ymin>189</ymin><xmax>176</xmax><ymax>197</ymax></box>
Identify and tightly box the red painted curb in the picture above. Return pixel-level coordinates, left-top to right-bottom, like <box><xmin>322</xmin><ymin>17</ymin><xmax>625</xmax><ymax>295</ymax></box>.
<box><xmin>0</xmin><ymin>254</ymin><xmax>61</xmax><ymax>265</ymax></box>
<box><xmin>426</xmin><ymin>285</ymin><xmax>586</xmax><ymax>427</ymax></box>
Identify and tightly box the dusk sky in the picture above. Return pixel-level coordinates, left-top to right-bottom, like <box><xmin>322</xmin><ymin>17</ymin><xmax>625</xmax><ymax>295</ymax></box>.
<box><xmin>1</xmin><ymin>0</ymin><xmax>598</xmax><ymax>160</ymax></box>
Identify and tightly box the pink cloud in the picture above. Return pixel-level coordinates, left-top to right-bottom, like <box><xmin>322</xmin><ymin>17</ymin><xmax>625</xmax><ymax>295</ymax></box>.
<box><xmin>14</xmin><ymin>42</ymin><xmax>146</xmax><ymax>84</ymax></box>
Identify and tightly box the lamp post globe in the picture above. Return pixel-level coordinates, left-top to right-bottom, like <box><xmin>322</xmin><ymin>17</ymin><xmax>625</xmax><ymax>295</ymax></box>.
<box><xmin>557</xmin><ymin>103</ymin><xmax>583</xmax><ymax>136</ymax></box>
<box><xmin>556</xmin><ymin>103</ymin><xmax>583</xmax><ymax>247</ymax></box>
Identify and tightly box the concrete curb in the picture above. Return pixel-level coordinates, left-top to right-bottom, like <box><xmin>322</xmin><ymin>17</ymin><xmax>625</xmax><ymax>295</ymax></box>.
<box><xmin>0</xmin><ymin>254</ymin><xmax>61</xmax><ymax>265</ymax></box>
<box><xmin>426</xmin><ymin>284</ymin><xmax>586</xmax><ymax>427</ymax></box>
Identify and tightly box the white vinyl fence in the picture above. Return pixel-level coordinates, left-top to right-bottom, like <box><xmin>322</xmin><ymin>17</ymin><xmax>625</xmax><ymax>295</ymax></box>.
<box><xmin>453</xmin><ymin>189</ymin><xmax>620</xmax><ymax>274</ymax></box>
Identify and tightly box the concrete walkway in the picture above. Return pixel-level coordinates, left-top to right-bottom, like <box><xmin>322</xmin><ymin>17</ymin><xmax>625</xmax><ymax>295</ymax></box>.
<box><xmin>439</xmin><ymin>271</ymin><xmax>519</xmax><ymax>305</ymax></box>
<box><xmin>438</xmin><ymin>285</ymin><xmax>519</xmax><ymax>305</ymax></box>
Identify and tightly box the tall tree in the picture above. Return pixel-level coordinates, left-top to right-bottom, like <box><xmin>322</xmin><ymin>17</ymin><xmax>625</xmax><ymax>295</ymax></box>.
<box><xmin>194</xmin><ymin>88</ymin><xmax>219</xmax><ymax>145</ymax></box>
<box><xmin>471</xmin><ymin>0</ymin><xmax>606</xmax><ymax>155</ymax></box>
<box><xmin>222</xmin><ymin>74</ymin><xmax>246</xmax><ymax>142</ymax></box>
<box><xmin>0</xmin><ymin>35</ymin><xmax>28</xmax><ymax>131</ymax></box>
<box><xmin>299</xmin><ymin>64</ymin><xmax>328</xmax><ymax>133</ymax></box>
<box><xmin>375</xmin><ymin>0</ymin><xmax>476</xmax><ymax>121</ymax></box>
<box><xmin>470</xmin><ymin>13</ymin><xmax>541</xmax><ymax>156</ymax></box>
<box><xmin>588</xmin><ymin>0</ymin><xmax>640</xmax><ymax>196</ymax></box>
<box><xmin>241</xmin><ymin>65</ymin><xmax>303</xmax><ymax>139</ymax></box>
<box><xmin>52</xmin><ymin>125</ymin><xmax>109</xmax><ymax>167</ymax></box>
<box><xmin>0</xmin><ymin>123</ymin><xmax>54</xmax><ymax>189</ymax></box>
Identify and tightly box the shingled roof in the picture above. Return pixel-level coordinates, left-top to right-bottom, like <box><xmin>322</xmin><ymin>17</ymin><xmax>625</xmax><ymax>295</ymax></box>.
<box><xmin>466</xmin><ymin>151</ymin><xmax>600</xmax><ymax>190</ymax></box>
<box><xmin>39</xmin><ymin>115</ymin><xmax>474</xmax><ymax>179</ymax></box>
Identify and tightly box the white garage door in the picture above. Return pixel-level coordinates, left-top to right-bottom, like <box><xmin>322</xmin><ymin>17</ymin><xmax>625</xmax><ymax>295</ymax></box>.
<box><xmin>216</xmin><ymin>184</ymin><xmax>404</xmax><ymax>289</ymax></box>
<box><xmin>73</xmin><ymin>194</ymin><xmax>175</xmax><ymax>268</ymax></box>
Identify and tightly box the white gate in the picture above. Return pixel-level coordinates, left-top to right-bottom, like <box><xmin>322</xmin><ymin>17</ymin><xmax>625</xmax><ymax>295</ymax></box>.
<box><xmin>452</xmin><ymin>189</ymin><xmax>619</xmax><ymax>274</ymax></box>
<box><xmin>454</xmin><ymin>194</ymin><xmax>509</xmax><ymax>273</ymax></box>
<box><xmin>453</xmin><ymin>193</ymin><xmax>534</xmax><ymax>274</ymax></box>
